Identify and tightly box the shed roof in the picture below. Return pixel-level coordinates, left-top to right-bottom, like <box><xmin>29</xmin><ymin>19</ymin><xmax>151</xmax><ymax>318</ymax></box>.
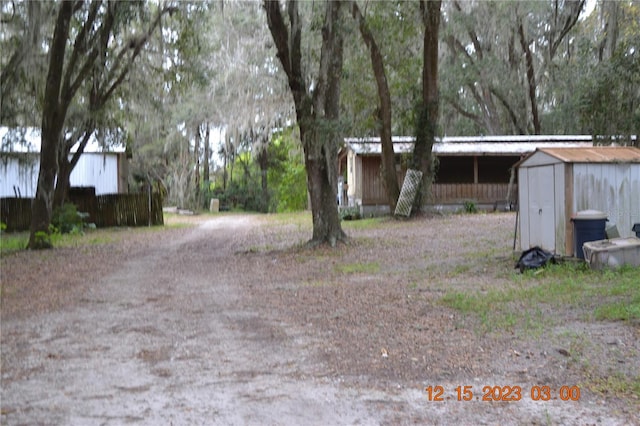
<box><xmin>537</xmin><ymin>146</ymin><xmax>640</xmax><ymax>163</ymax></box>
<box><xmin>344</xmin><ymin>135</ymin><xmax>593</xmax><ymax>156</ymax></box>
<box><xmin>518</xmin><ymin>146</ymin><xmax>640</xmax><ymax>168</ymax></box>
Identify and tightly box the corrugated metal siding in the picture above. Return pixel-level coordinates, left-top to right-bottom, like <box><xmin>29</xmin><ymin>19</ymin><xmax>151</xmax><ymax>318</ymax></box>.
<box><xmin>0</xmin><ymin>153</ymin><xmax>123</xmax><ymax>197</ymax></box>
<box><xmin>70</xmin><ymin>154</ymin><xmax>119</xmax><ymax>194</ymax></box>
<box><xmin>573</xmin><ymin>163</ymin><xmax>640</xmax><ymax>238</ymax></box>
<box><xmin>0</xmin><ymin>154</ymin><xmax>39</xmax><ymax>197</ymax></box>
<box><xmin>553</xmin><ymin>163</ymin><xmax>566</xmax><ymax>254</ymax></box>
<box><xmin>519</xmin><ymin>167</ymin><xmax>530</xmax><ymax>251</ymax></box>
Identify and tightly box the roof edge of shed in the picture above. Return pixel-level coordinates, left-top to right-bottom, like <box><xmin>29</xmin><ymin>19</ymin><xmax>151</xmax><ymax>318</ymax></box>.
<box><xmin>516</xmin><ymin>146</ymin><xmax>640</xmax><ymax>168</ymax></box>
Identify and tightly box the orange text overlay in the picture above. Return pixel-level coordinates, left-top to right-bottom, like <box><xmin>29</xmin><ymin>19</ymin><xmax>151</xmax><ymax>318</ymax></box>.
<box><xmin>425</xmin><ymin>385</ymin><xmax>581</xmax><ymax>402</ymax></box>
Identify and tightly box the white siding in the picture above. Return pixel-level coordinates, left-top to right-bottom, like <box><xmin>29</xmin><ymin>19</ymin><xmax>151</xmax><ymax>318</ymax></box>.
<box><xmin>517</xmin><ymin>151</ymin><xmax>562</xmax><ymax>168</ymax></box>
<box><xmin>71</xmin><ymin>154</ymin><xmax>119</xmax><ymax>194</ymax></box>
<box><xmin>353</xmin><ymin>154</ymin><xmax>363</xmax><ymax>206</ymax></box>
<box><xmin>0</xmin><ymin>155</ymin><xmax>39</xmax><ymax>197</ymax></box>
<box><xmin>0</xmin><ymin>153</ymin><xmax>121</xmax><ymax>197</ymax></box>
<box><xmin>518</xmin><ymin>167</ymin><xmax>530</xmax><ymax>251</ymax></box>
<box><xmin>573</xmin><ymin>164</ymin><xmax>640</xmax><ymax>238</ymax></box>
<box><xmin>346</xmin><ymin>150</ymin><xmax>358</xmax><ymax>206</ymax></box>
<box><xmin>553</xmin><ymin>163</ymin><xmax>566</xmax><ymax>254</ymax></box>
<box><xmin>519</xmin><ymin>165</ymin><xmax>558</xmax><ymax>252</ymax></box>
<box><xmin>526</xmin><ymin>165</ymin><xmax>556</xmax><ymax>251</ymax></box>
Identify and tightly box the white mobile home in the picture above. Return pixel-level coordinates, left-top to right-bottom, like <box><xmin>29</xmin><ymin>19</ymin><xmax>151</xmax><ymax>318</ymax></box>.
<box><xmin>517</xmin><ymin>147</ymin><xmax>640</xmax><ymax>256</ymax></box>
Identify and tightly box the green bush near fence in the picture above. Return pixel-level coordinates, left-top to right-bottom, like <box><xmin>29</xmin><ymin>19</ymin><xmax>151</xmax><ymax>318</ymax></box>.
<box><xmin>51</xmin><ymin>203</ymin><xmax>89</xmax><ymax>234</ymax></box>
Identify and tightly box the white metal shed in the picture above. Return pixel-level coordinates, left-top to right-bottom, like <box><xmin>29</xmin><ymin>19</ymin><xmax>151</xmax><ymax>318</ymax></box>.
<box><xmin>517</xmin><ymin>146</ymin><xmax>640</xmax><ymax>256</ymax></box>
<box><xmin>0</xmin><ymin>127</ymin><xmax>128</xmax><ymax>197</ymax></box>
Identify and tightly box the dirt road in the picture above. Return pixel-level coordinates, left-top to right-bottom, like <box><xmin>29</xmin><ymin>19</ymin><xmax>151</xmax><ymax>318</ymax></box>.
<box><xmin>2</xmin><ymin>217</ymin><xmax>383</xmax><ymax>424</ymax></box>
<box><xmin>1</xmin><ymin>214</ymin><xmax>637</xmax><ymax>425</ymax></box>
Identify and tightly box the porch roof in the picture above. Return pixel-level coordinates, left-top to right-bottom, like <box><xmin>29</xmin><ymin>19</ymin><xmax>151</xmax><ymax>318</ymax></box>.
<box><xmin>344</xmin><ymin>135</ymin><xmax>593</xmax><ymax>156</ymax></box>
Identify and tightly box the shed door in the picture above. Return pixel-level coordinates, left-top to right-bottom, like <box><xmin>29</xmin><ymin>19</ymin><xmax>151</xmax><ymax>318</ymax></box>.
<box><xmin>527</xmin><ymin>165</ymin><xmax>555</xmax><ymax>251</ymax></box>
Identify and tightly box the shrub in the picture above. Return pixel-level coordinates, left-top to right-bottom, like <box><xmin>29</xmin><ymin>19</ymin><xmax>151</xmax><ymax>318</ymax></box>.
<box><xmin>463</xmin><ymin>200</ymin><xmax>478</xmax><ymax>214</ymax></box>
<box><xmin>340</xmin><ymin>206</ymin><xmax>361</xmax><ymax>221</ymax></box>
<box><xmin>51</xmin><ymin>203</ymin><xmax>87</xmax><ymax>234</ymax></box>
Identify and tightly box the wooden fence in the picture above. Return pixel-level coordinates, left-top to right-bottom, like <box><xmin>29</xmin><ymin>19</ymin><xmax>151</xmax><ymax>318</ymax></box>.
<box><xmin>0</xmin><ymin>193</ymin><xmax>163</xmax><ymax>232</ymax></box>
<box><xmin>0</xmin><ymin>198</ymin><xmax>31</xmax><ymax>231</ymax></box>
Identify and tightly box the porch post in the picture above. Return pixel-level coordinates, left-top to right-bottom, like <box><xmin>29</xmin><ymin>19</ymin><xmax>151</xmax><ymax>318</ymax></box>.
<box><xmin>473</xmin><ymin>155</ymin><xmax>478</xmax><ymax>199</ymax></box>
<box><xmin>473</xmin><ymin>155</ymin><xmax>478</xmax><ymax>184</ymax></box>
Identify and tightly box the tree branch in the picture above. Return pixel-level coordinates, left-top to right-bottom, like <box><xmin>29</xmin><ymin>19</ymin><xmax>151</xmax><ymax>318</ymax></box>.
<box><xmin>101</xmin><ymin>5</ymin><xmax>178</xmax><ymax>103</ymax></box>
<box><xmin>517</xmin><ymin>16</ymin><xmax>540</xmax><ymax>134</ymax></box>
<box><xmin>549</xmin><ymin>0</ymin><xmax>584</xmax><ymax>60</ymax></box>
<box><xmin>263</xmin><ymin>1</ymin><xmax>292</xmax><ymax>79</ymax></box>
<box><xmin>61</xmin><ymin>0</ymin><xmax>101</xmax><ymax>103</ymax></box>
<box><xmin>489</xmin><ymin>87</ymin><xmax>526</xmax><ymax>134</ymax></box>
<box><xmin>452</xmin><ymin>1</ymin><xmax>483</xmax><ymax>60</ymax></box>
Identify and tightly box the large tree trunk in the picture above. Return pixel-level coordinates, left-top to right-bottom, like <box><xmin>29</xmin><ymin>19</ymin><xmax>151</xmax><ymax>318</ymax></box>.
<box><xmin>265</xmin><ymin>0</ymin><xmax>346</xmax><ymax>246</ymax></box>
<box><xmin>194</xmin><ymin>124</ymin><xmax>201</xmax><ymax>208</ymax></box>
<box><xmin>304</xmin><ymin>143</ymin><xmax>344</xmax><ymax>245</ymax></box>
<box><xmin>350</xmin><ymin>1</ymin><xmax>399</xmax><ymax>212</ymax></box>
<box><xmin>53</xmin><ymin>128</ymin><xmax>93</xmax><ymax>207</ymax></box>
<box><xmin>28</xmin><ymin>2</ymin><xmax>74</xmax><ymax>249</ymax></box>
<box><xmin>412</xmin><ymin>0</ymin><xmax>441</xmax><ymax>213</ymax></box>
<box><xmin>518</xmin><ymin>17</ymin><xmax>540</xmax><ymax>135</ymax></box>
<box><xmin>203</xmin><ymin>122</ymin><xmax>211</xmax><ymax>184</ymax></box>
<box><xmin>53</xmin><ymin>160</ymin><xmax>71</xmax><ymax>208</ymax></box>
<box><xmin>258</xmin><ymin>142</ymin><xmax>269</xmax><ymax>213</ymax></box>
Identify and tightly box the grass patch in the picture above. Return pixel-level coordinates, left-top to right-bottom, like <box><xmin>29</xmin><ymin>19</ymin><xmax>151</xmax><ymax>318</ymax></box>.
<box><xmin>341</xmin><ymin>217</ymin><xmax>387</xmax><ymax>230</ymax></box>
<box><xmin>301</xmin><ymin>279</ymin><xmax>334</xmax><ymax>287</ymax></box>
<box><xmin>265</xmin><ymin>211</ymin><xmax>311</xmax><ymax>228</ymax></box>
<box><xmin>162</xmin><ymin>214</ymin><xmax>198</xmax><ymax>228</ymax></box>
<box><xmin>0</xmin><ymin>232</ymin><xmax>29</xmax><ymax>254</ymax></box>
<box><xmin>449</xmin><ymin>263</ymin><xmax>472</xmax><ymax>276</ymax></box>
<box><xmin>595</xmin><ymin>299</ymin><xmax>640</xmax><ymax>321</ymax></box>
<box><xmin>337</xmin><ymin>261</ymin><xmax>380</xmax><ymax>274</ymax></box>
<box><xmin>440</xmin><ymin>262</ymin><xmax>640</xmax><ymax>332</ymax></box>
<box><xmin>585</xmin><ymin>373</ymin><xmax>640</xmax><ymax>399</ymax></box>
<box><xmin>0</xmin><ymin>228</ymin><xmax>121</xmax><ymax>256</ymax></box>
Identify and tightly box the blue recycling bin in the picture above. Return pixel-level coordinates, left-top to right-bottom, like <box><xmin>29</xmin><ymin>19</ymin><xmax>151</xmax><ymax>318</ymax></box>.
<box><xmin>571</xmin><ymin>210</ymin><xmax>607</xmax><ymax>259</ymax></box>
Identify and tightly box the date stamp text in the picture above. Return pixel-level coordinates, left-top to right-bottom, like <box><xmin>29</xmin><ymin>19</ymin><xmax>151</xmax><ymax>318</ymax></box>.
<box><xmin>425</xmin><ymin>385</ymin><xmax>581</xmax><ymax>402</ymax></box>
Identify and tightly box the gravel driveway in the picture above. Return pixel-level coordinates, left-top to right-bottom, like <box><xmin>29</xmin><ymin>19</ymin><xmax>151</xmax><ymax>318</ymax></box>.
<box><xmin>1</xmin><ymin>213</ymin><xmax>638</xmax><ymax>425</ymax></box>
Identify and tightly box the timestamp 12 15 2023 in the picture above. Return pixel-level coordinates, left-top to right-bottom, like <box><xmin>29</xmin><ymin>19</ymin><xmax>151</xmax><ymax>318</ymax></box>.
<box><xmin>425</xmin><ymin>385</ymin><xmax>581</xmax><ymax>402</ymax></box>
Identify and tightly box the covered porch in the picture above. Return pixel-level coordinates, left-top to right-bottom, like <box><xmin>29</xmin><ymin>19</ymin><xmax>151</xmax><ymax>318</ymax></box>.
<box><xmin>339</xmin><ymin>135</ymin><xmax>593</xmax><ymax>214</ymax></box>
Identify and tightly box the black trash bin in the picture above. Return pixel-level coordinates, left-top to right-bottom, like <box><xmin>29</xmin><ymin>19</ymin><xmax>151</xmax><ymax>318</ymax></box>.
<box><xmin>633</xmin><ymin>223</ymin><xmax>640</xmax><ymax>238</ymax></box>
<box><xmin>571</xmin><ymin>210</ymin><xmax>607</xmax><ymax>259</ymax></box>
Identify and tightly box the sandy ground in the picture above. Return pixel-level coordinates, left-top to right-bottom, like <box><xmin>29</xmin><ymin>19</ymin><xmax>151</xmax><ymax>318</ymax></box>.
<box><xmin>1</xmin><ymin>212</ymin><xmax>638</xmax><ymax>425</ymax></box>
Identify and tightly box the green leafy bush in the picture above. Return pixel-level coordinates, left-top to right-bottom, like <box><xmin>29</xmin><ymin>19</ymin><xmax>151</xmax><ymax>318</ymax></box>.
<box><xmin>51</xmin><ymin>203</ymin><xmax>87</xmax><ymax>234</ymax></box>
<box><xmin>463</xmin><ymin>200</ymin><xmax>478</xmax><ymax>214</ymax></box>
<box><xmin>340</xmin><ymin>207</ymin><xmax>361</xmax><ymax>221</ymax></box>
